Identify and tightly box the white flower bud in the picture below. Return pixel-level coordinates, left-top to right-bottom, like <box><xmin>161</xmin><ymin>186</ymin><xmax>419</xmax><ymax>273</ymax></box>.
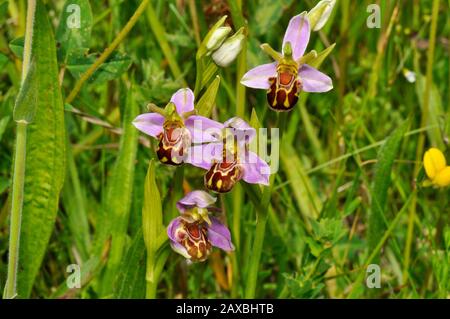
<box><xmin>211</xmin><ymin>28</ymin><xmax>245</xmax><ymax>67</ymax></box>
<box><xmin>307</xmin><ymin>0</ymin><xmax>336</xmax><ymax>31</ymax></box>
<box><xmin>206</xmin><ymin>26</ymin><xmax>232</xmax><ymax>52</ymax></box>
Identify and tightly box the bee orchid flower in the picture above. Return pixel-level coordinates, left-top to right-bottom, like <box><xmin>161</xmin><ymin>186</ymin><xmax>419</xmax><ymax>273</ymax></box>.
<box><xmin>241</xmin><ymin>13</ymin><xmax>333</xmax><ymax>112</ymax></box>
<box><xmin>133</xmin><ymin>88</ymin><xmax>222</xmax><ymax>165</ymax></box>
<box><xmin>167</xmin><ymin>191</ymin><xmax>234</xmax><ymax>262</ymax></box>
<box><xmin>187</xmin><ymin>117</ymin><xmax>271</xmax><ymax>193</ymax></box>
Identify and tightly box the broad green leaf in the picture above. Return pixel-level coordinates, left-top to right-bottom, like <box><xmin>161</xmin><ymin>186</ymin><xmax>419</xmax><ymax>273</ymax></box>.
<box><xmin>99</xmin><ymin>85</ymin><xmax>139</xmax><ymax>296</ymax></box>
<box><xmin>114</xmin><ymin>230</ymin><xmax>147</xmax><ymax>299</ymax></box>
<box><xmin>197</xmin><ymin>75</ymin><xmax>220</xmax><ymax>117</ymax></box>
<box><xmin>367</xmin><ymin>119</ymin><xmax>409</xmax><ymax>261</ymax></box>
<box><xmin>13</xmin><ymin>60</ymin><xmax>38</xmax><ymax>123</ymax></box>
<box><xmin>17</xmin><ymin>1</ymin><xmax>66</xmax><ymax>298</ymax></box>
<box><xmin>66</xmin><ymin>51</ymin><xmax>132</xmax><ymax>84</ymax></box>
<box><xmin>142</xmin><ymin>160</ymin><xmax>168</xmax><ymax>298</ymax></box>
<box><xmin>9</xmin><ymin>37</ymin><xmax>24</xmax><ymax>59</ymax></box>
<box><xmin>56</xmin><ymin>0</ymin><xmax>93</xmax><ymax>62</ymax></box>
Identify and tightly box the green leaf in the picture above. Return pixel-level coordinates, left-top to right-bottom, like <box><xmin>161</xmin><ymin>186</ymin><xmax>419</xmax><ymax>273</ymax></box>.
<box><xmin>13</xmin><ymin>60</ymin><xmax>38</xmax><ymax>123</ymax></box>
<box><xmin>17</xmin><ymin>1</ymin><xmax>66</xmax><ymax>298</ymax></box>
<box><xmin>66</xmin><ymin>51</ymin><xmax>132</xmax><ymax>84</ymax></box>
<box><xmin>367</xmin><ymin>119</ymin><xmax>409</xmax><ymax>261</ymax></box>
<box><xmin>114</xmin><ymin>230</ymin><xmax>147</xmax><ymax>299</ymax></box>
<box><xmin>9</xmin><ymin>37</ymin><xmax>24</xmax><ymax>59</ymax></box>
<box><xmin>56</xmin><ymin>0</ymin><xmax>93</xmax><ymax>62</ymax></box>
<box><xmin>197</xmin><ymin>75</ymin><xmax>220</xmax><ymax>117</ymax></box>
<box><xmin>308</xmin><ymin>43</ymin><xmax>336</xmax><ymax>69</ymax></box>
<box><xmin>98</xmin><ymin>85</ymin><xmax>139</xmax><ymax>296</ymax></box>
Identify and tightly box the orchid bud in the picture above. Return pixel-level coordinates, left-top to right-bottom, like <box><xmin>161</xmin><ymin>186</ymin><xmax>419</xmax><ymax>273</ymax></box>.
<box><xmin>206</xmin><ymin>26</ymin><xmax>232</xmax><ymax>52</ymax></box>
<box><xmin>212</xmin><ymin>27</ymin><xmax>245</xmax><ymax>67</ymax></box>
<box><xmin>306</xmin><ymin>0</ymin><xmax>336</xmax><ymax>31</ymax></box>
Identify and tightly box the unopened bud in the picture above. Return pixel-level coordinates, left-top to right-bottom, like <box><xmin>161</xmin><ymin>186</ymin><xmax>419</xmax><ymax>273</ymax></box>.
<box><xmin>212</xmin><ymin>28</ymin><xmax>245</xmax><ymax>67</ymax></box>
<box><xmin>206</xmin><ymin>26</ymin><xmax>232</xmax><ymax>52</ymax></box>
<box><xmin>307</xmin><ymin>0</ymin><xmax>336</xmax><ymax>31</ymax></box>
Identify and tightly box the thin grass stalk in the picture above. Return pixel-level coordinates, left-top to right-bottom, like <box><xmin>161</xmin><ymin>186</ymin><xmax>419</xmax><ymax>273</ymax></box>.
<box><xmin>403</xmin><ymin>0</ymin><xmax>440</xmax><ymax>285</ymax></box>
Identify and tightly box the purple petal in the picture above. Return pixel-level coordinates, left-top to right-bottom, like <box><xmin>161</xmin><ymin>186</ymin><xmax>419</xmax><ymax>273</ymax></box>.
<box><xmin>132</xmin><ymin>113</ymin><xmax>165</xmax><ymax>138</ymax></box>
<box><xmin>208</xmin><ymin>217</ymin><xmax>234</xmax><ymax>251</ymax></box>
<box><xmin>176</xmin><ymin>190</ymin><xmax>217</xmax><ymax>213</ymax></box>
<box><xmin>299</xmin><ymin>64</ymin><xmax>333</xmax><ymax>92</ymax></box>
<box><xmin>223</xmin><ymin>117</ymin><xmax>256</xmax><ymax>147</ymax></box>
<box><xmin>167</xmin><ymin>218</ymin><xmax>191</xmax><ymax>259</ymax></box>
<box><xmin>186</xmin><ymin>143</ymin><xmax>223</xmax><ymax>170</ymax></box>
<box><xmin>240</xmin><ymin>62</ymin><xmax>277</xmax><ymax>89</ymax></box>
<box><xmin>170</xmin><ymin>88</ymin><xmax>195</xmax><ymax>115</ymax></box>
<box><xmin>241</xmin><ymin>151</ymin><xmax>270</xmax><ymax>185</ymax></box>
<box><xmin>282</xmin><ymin>14</ymin><xmax>310</xmax><ymax>60</ymax></box>
<box><xmin>184</xmin><ymin>115</ymin><xmax>224</xmax><ymax>143</ymax></box>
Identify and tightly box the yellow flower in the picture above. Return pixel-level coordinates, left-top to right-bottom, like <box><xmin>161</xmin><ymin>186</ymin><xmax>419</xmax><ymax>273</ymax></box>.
<box><xmin>423</xmin><ymin>148</ymin><xmax>450</xmax><ymax>187</ymax></box>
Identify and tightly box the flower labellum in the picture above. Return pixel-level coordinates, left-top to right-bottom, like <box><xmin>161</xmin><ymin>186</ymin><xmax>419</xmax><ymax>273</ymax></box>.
<box><xmin>212</xmin><ymin>27</ymin><xmax>245</xmax><ymax>67</ymax></box>
<box><xmin>306</xmin><ymin>0</ymin><xmax>336</xmax><ymax>31</ymax></box>
<box><xmin>423</xmin><ymin>147</ymin><xmax>450</xmax><ymax>187</ymax></box>
<box><xmin>167</xmin><ymin>191</ymin><xmax>234</xmax><ymax>261</ymax></box>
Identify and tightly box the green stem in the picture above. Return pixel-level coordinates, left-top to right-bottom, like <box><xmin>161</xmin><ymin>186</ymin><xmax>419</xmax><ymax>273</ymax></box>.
<box><xmin>228</xmin><ymin>0</ymin><xmax>246</xmax><ymax>118</ymax></box>
<box><xmin>4</xmin><ymin>0</ymin><xmax>35</xmax><ymax>299</ymax></box>
<box><xmin>66</xmin><ymin>0</ymin><xmax>150</xmax><ymax>104</ymax></box>
<box><xmin>244</xmin><ymin>183</ymin><xmax>272</xmax><ymax>298</ymax></box>
<box><xmin>403</xmin><ymin>0</ymin><xmax>440</xmax><ymax>284</ymax></box>
<box><xmin>5</xmin><ymin>123</ymin><xmax>27</xmax><ymax>299</ymax></box>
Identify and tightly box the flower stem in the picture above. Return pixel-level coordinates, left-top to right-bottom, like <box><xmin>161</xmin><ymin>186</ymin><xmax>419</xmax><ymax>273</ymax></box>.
<box><xmin>244</xmin><ymin>182</ymin><xmax>273</xmax><ymax>298</ymax></box>
<box><xmin>228</xmin><ymin>0</ymin><xmax>246</xmax><ymax>118</ymax></box>
<box><xmin>5</xmin><ymin>122</ymin><xmax>27</xmax><ymax>299</ymax></box>
<box><xmin>4</xmin><ymin>0</ymin><xmax>36</xmax><ymax>299</ymax></box>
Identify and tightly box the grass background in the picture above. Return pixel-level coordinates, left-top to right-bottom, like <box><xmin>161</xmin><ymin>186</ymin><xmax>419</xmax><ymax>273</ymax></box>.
<box><xmin>0</xmin><ymin>0</ymin><xmax>449</xmax><ymax>298</ymax></box>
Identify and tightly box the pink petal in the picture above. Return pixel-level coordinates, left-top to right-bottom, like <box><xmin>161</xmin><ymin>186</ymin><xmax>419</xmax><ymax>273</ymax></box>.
<box><xmin>208</xmin><ymin>217</ymin><xmax>234</xmax><ymax>251</ymax></box>
<box><xmin>184</xmin><ymin>115</ymin><xmax>224</xmax><ymax>143</ymax></box>
<box><xmin>132</xmin><ymin>113</ymin><xmax>165</xmax><ymax>138</ymax></box>
<box><xmin>299</xmin><ymin>64</ymin><xmax>333</xmax><ymax>92</ymax></box>
<box><xmin>170</xmin><ymin>88</ymin><xmax>195</xmax><ymax>115</ymax></box>
<box><xmin>240</xmin><ymin>62</ymin><xmax>277</xmax><ymax>89</ymax></box>
<box><xmin>223</xmin><ymin>117</ymin><xmax>256</xmax><ymax>147</ymax></box>
<box><xmin>186</xmin><ymin>143</ymin><xmax>223</xmax><ymax>170</ymax></box>
<box><xmin>241</xmin><ymin>151</ymin><xmax>270</xmax><ymax>185</ymax></box>
<box><xmin>176</xmin><ymin>190</ymin><xmax>217</xmax><ymax>213</ymax></box>
<box><xmin>282</xmin><ymin>14</ymin><xmax>310</xmax><ymax>60</ymax></box>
